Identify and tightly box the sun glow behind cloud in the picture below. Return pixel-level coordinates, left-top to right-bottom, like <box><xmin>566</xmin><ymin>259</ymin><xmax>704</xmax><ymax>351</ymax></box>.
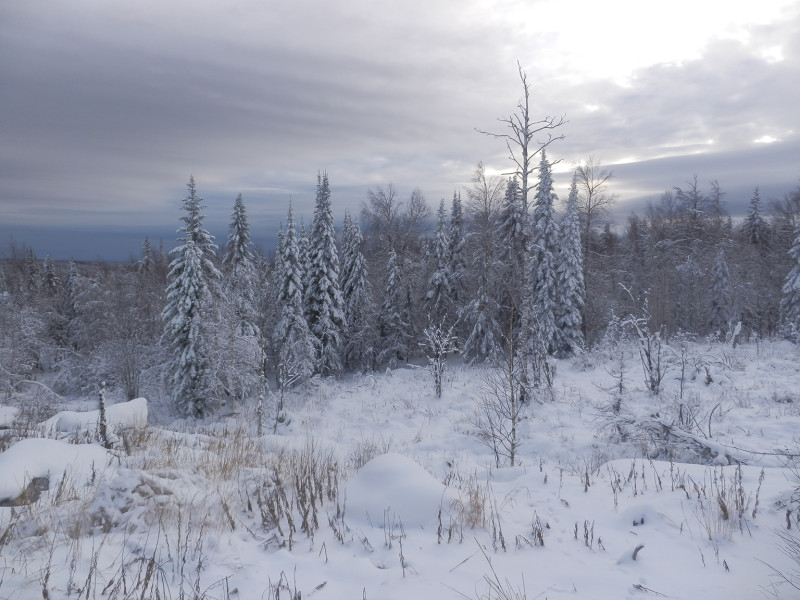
<box><xmin>509</xmin><ymin>0</ymin><xmax>796</xmax><ymax>86</ymax></box>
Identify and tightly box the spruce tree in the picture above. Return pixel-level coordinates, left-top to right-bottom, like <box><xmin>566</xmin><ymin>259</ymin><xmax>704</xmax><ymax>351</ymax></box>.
<box><xmin>275</xmin><ymin>202</ymin><xmax>318</xmax><ymax>387</ymax></box>
<box><xmin>305</xmin><ymin>172</ymin><xmax>345</xmax><ymax>375</ymax></box>
<box><xmin>162</xmin><ymin>177</ymin><xmax>221</xmax><ymax>417</ymax></box>
<box><xmin>41</xmin><ymin>255</ymin><xmax>61</xmax><ymax>297</ymax></box>
<box><xmin>222</xmin><ymin>193</ymin><xmax>260</xmax><ymax>337</ymax></box>
<box><xmin>448</xmin><ymin>191</ymin><xmax>467</xmax><ymax>307</ymax></box>
<box><xmin>553</xmin><ymin>174</ymin><xmax>585</xmax><ymax>357</ymax></box>
<box><xmin>462</xmin><ymin>282</ymin><xmax>501</xmax><ymax>363</ymax></box>
<box><xmin>743</xmin><ymin>187</ymin><xmax>767</xmax><ymax>246</ymax></box>
<box><xmin>425</xmin><ymin>199</ymin><xmax>452</xmax><ymax>324</ymax></box>
<box><xmin>340</xmin><ymin>211</ymin><xmax>374</xmax><ymax>370</ymax></box>
<box><xmin>378</xmin><ymin>249</ymin><xmax>410</xmax><ymax>368</ymax></box>
<box><xmin>299</xmin><ymin>218</ymin><xmax>310</xmax><ymax>310</ymax></box>
<box><xmin>526</xmin><ymin>151</ymin><xmax>559</xmax><ymax>354</ymax></box>
<box><xmin>709</xmin><ymin>247</ymin><xmax>731</xmax><ymax>339</ymax></box>
<box><xmin>273</xmin><ymin>226</ymin><xmax>286</xmax><ymax>303</ymax></box>
<box><xmin>139</xmin><ymin>237</ymin><xmax>154</xmax><ymax>275</ymax></box>
<box><xmin>497</xmin><ymin>177</ymin><xmax>528</xmax><ymax>334</ymax></box>
<box><xmin>781</xmin><ymin>218</ymin><xmax>800</xmax><ymax>339</ymax></box>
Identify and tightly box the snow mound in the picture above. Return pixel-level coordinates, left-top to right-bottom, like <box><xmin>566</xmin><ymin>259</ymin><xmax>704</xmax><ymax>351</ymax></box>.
<box><xmin>0</xmin><ymin>438</ymin><xmax>110</xmax><ymax>502</ymax></box>
<box><xmin>88</xmin><ymin>467</ymin><xmax>197</xmax><ymax>532</ymax></box>
<box><xmin>40</xmin><ymin>397</ymin><xmax>148</xmax><ymax>434</ymax></box>
<box><xmin>344</xmin><ymin>452</ymin><xmax>454</xmax><ymax>530</ymax></box>
<box><xmin>0</xmin><ymin>405</ymin><xmax>18</xmax><ymax>428</ymax></box>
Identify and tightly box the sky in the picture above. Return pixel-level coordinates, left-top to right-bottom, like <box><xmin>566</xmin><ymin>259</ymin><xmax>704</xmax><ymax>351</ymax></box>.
<box><xmin>1</xmin><ymin>0</ymin><xmax>799</xmax><ymax>261</ymax></box>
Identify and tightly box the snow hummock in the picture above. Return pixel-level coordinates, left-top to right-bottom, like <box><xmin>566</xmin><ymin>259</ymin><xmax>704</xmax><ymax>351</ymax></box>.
<box><xmin>345</xmin><ymin>452</ymin><xmax>456</xmax><ymax>529</ymax></box>
<box><xmin>39</xmin><ymin>396</ymin><xmax>148</xmax><ymax>433</ymax></box>
<box><xmin>0</xmin><ymin>438</ymin><xmax>110</xmax><ymax>501</ymax></box>
<box><xmin>0</xmin><ymin>404</ymin><xmax>18</xmax><ymax>428</ymax></box>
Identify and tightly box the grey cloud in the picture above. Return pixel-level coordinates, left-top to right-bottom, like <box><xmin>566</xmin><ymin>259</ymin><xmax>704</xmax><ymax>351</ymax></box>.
<box><xmin>2</xmin><ymin>1</ymin><xmax>798</xmax><ymax>260</ymax></box>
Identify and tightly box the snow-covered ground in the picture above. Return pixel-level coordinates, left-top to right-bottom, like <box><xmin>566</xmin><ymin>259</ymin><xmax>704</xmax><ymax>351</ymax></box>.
<box><xmin>1</xmin><ymin>340</ymin><xmax>799</xmax><ymax>599</ymax></box>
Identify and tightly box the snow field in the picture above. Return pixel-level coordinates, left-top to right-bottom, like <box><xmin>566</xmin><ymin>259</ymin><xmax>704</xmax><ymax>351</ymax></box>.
<box><xmin>0</xmin><ymin>340</ymin><xmax>799</xmax><ymax>598</ymax></box>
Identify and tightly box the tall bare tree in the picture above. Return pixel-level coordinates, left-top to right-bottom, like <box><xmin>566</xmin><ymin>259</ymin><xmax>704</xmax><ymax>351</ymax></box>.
<box><xmin>476</xmin><ymin>62</ymin><xmax>565</xmax><ymax>213</ymax></box>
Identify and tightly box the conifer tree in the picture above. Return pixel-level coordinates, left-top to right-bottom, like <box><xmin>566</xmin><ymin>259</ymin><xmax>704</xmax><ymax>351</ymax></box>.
<box><xmin>41</xmin><ymin>255</ymin><xmax>61</xmax><ymax>297</ymax></box>
<box><xmin>448</xmin><ymin>191</ymin><xmax>467</xmax><ymax>307</ymax></box>
<box><xmin>498</xmin><ymin>177</ymin><xmax>527</xmax><ymax>265</ymax></box>
<box><xmin>497</xmin><ymin>177</ymin><xmax>528</xmax><ymax>331</ymax></box>
<box><xmin>709</xmin><ymin>247</ymin><xmax>731</xmax><ymax>339</ymax></box>
<box><xmin>275</xmin><ymin>202</ymin><xmax>317</xmax><ymax>387</ymax></box>
<box><xmin>781</xmin><ymin>218</ymin><xmax>800</xmax><ymax>339</ymax></box>
<box><xmin>139</xmin><ymin>237</ymin><xmax>154</xmax><ymax>275</ymax></box>
<box><xmin>162</xmin><ymin>177</ymin><xmax>221</xmax><ymax>417</ymax></box>
<box><xmin>462</xmin><ymin>282</ymin><xmax>501</xmax><ymax>363</ymax></box>
<box><xmin>299</xmin><ymin>218</ymin><xmax>310</xmax><ymax>310</ymax></box>
<box><xmin>425</xmin><ymin>199</ymin><xmax>452</xmax><ymax>324</ymax></box>
<box><xmin>526</xmin><ymin>151</ymin><xmax>559</xmax><ymax>354</ymax></box>
<box><xmin>378</xmin><ymin>249</ymin><xmax>410</xmax><ymax>367</ymax></box>
<box><xmin>743</xmin><ymin>187</ymin><xmax>767</xmax><ymax>246</ymax></box>
<box><xmin>273</xmin><ymin>226</ymin><xmax>286</xmax><ymax>302</ymax></box>
<box><xmin>222</xmin><ymin>193</ymin><xmax>260</xmax><ymax>337</ymax></box>
<box><xmin>24</xmin><ymin>248</ymin><xmax>40</xmax><ymax>295</ymax></box>
<box><xmin>553</xmin><ymin>175</ymin><xmax>585</xmax><ymax>357</ymax></box>
<box><xmin>340</xmin><ymin>211</ymin><xmax>374</xmax><ymax>370</ymax></box>
<box><xmin>305</xmin><ymin>172</ymin><xmax>345</xmax><ymax>375</ymax></box>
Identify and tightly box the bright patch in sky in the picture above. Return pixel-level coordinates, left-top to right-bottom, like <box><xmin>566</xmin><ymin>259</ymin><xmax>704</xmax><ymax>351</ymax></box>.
<box><xmin>754</xmin><ymin>135</ymin><xmax>781</xmax><ymax>144</ymax></box>
<box><xmin>518</xmin><ymin>0</ymin><xmax>797</xmax><ymax>84</ymax></box>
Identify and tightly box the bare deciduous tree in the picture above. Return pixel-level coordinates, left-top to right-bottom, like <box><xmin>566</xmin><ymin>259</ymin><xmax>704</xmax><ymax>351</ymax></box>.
<box><xmin>361</xmin><ymin>184</ymin><xmax>430</xmax><ymax>260</ymax></box>
<box><xmin>575</xmin><ymin>156</ymin><xmax>616</xmax><ymax>282</ymax></box>
<box><xmin>476</xmin><ymin>62</ymin><xmax>565</xmax><ymax>213</ymax></box>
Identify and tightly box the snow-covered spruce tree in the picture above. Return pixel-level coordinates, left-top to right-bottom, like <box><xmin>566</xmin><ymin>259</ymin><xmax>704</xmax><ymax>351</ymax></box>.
<box><xmin>305</xmin><ymin>172</ymin><xmax>346</xmax><ymax>376</ymax></box>
<box><xmin>41</xmin><ymin>255</ymin><xmax>61</xmax><ymax>297</ymax></box>
<box><xmin>299</xmin><ymin>218</ymin><xmax>310</xmax><ymax>310</ymax></box>
<box><xmin>461</xmin><ymin>279</ymin><xmax>501</xmax><ymax>364</ymax></box>
<box><xmin>425</xmin><ymin>199</ymin><xmax>453</xmax><ymax>324</ymax></box>
<box><xmin>781</xmin><ymin>217</ymin><xmax>800</xmax><ymax>340</ymax></box>
<box><xmin>24</xmin><ymin>248</ymin><xmax>40</xmax><ymax>296</ymax></box>
<box><xmin>526</xmin><ymin>150</ymin><xmax>559</xmax><ymax>355</ymax></box>
<box><xmin>222</xmin><ymin>193</ymin><xmax>260</xmax><ymax>338</ymax></box>
<box><xmin>273</xmin><ymin>226</ymin><xmax>286</xmax><ymax>303</ymax></box>
<box><xmin>553</xmin><ymin>174</ymin><xmax>585</xmax><ymax>358</ymax></box>
<box><xmin>209</xmin><ymin>193</ymin><xmax>262</xmax><ymax>404</ymax></box>
<box><xmin>708</xmin><ymin>247</ymin><xmax>731</xmax><ymax>340</ymax></box>
<box><xmin>743</xmin><ymin>187</ymin><xmax>767</xmax><ymax>246</ymax></box>
<box><xmin>496</xmin><ymin>177</ymin><xmax>528</xmax><ymax>334</ymax></box>
<box><xmin>498</xmin><ymin>177</ymin><xmax>527</xmax><ymax>274</ymax></box>
<box><xmin>462</xmin><ymin>166</ymin><xmax>503</xmax><ymax>364</ymax></box>
<box><xmin>275</xmin><ymin>202</ymin><xmax>318</xmax><ymax>389</ymax></box>
<box><xmin>377</xmin><ymin>249</ymin><xmax>410</xmax><ymax>368</ymax></box>
<box><xmin>448</xmin><ymin>191</ymin><xmax>467</xmax><ymax>311</ymax></box>
<box><xmin>139</xmin><ymin>237</ymin><xmax>154</xmax><ymax>275</ymax></box>
<box><xmin>161</xmin><ymin>176</ymin><xmax>221</xmax><ymax>417</ymax></box>
<box><xmin>340</xmin><ymin>211</ymin><xmax>374</xmax><ymax>370</ymax></box>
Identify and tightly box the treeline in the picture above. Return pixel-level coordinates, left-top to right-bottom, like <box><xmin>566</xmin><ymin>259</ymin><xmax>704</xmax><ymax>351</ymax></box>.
<box><xmin>2</xmin><ymin>164</ymin><xmax>800</xmax><ymax>416</ymax></box>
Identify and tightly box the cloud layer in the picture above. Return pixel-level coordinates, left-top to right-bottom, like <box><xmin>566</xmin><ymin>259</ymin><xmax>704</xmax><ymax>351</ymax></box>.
<box><xmin>1</xmin><ymin>0</ymin><xmax>798</xmax><ymax>259</ymax></box>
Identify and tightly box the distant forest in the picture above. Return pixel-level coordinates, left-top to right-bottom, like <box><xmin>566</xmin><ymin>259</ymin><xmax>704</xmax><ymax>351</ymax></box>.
<box><xmin>3</xmin><ymin>65</ymin><xmax>800</xmax><ymax>416</ymax></box>
<box><xmin>2</xmin><ymin>158</ymin><xmax>799</xmax><ymax>417</ymax></box>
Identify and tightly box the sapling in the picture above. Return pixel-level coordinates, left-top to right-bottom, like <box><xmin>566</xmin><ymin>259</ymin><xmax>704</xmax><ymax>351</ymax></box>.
<box><xmin>420</xmin><ymin>317</ymin><xmax>458</xmax><ymax>398</ymax></box>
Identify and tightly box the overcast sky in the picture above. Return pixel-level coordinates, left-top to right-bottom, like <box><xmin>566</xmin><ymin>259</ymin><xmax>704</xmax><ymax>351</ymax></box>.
<box><xmin>2</xmin><ymin>0</ymin><xmax>798</xmax><ymax>261</ymax></box>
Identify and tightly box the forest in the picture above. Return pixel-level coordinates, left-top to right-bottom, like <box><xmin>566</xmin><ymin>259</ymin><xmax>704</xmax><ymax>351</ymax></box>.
<box><xmin>2</xmin><ymin>160</ymin><xmax>799</xmax><ymax>415</ymax></box>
